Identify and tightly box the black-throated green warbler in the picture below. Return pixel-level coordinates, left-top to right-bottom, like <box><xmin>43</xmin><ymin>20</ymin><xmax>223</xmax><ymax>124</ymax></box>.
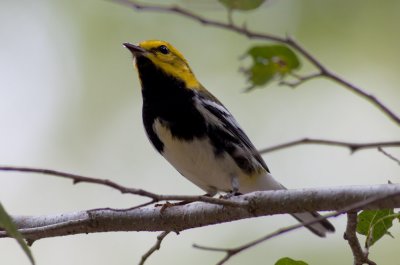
<box><xmin>124</xmin><ymin>40</ymin><xmax>334</xmax><ymax>237</ymax></box>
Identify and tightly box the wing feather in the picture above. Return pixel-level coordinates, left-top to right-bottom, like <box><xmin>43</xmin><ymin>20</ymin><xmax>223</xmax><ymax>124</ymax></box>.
<box><xmin>194</xmin><ymin>91</ymin><xmax>270</xmax><ymax>173</ymax></box>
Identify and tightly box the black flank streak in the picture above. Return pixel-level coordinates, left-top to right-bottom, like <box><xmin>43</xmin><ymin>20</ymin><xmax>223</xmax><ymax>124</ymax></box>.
<box><xmin>208</xmin><ymin>126</ymin><xmax>255</xmax><ymax>174</ymax></box>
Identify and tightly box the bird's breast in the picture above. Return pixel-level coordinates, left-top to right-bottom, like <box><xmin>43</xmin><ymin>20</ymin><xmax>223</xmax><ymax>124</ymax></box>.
<box><xmin>152</xmin><ymin>118</ymin><xmax>241</xmax><ymax>193</ymax></box>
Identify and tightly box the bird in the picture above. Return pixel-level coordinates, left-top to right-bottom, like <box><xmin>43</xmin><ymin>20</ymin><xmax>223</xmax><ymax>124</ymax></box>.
<box><xmin>123</xmin><ymin>40</ymin><xmax>335</xmax><ymax>237</ymax></box>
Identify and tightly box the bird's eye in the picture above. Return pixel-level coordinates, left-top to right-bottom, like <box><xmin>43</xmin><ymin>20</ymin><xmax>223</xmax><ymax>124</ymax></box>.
<box><xmin>158</xmin><ymin>45</ymin><xmax>169</xmax><ymax>54</ymax></box>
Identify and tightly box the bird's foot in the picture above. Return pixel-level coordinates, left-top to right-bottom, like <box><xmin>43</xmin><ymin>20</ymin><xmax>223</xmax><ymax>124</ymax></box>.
<box><xmin>219</xmin><ymin>189</ymin><xmax>242</xmax><ymax>199</ymax></box>
<box><xmin>155</xmin><ymin>201</ymin><xmax>190</xmax><ymax>212</ymax></box>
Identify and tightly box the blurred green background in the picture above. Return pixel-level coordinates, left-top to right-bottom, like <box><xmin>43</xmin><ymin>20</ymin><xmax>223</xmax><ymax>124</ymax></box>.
<box><xmin>1</xmin><ymin>0</ymin><xmax>399</xmax><ymax>264</ymax></box>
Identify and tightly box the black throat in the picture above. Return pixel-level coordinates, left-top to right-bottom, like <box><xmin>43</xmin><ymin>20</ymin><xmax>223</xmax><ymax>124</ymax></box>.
<box><xmin>135</xmin><ymin>56</ymin><xmax>207</xmax><ymax>152</ymax></box>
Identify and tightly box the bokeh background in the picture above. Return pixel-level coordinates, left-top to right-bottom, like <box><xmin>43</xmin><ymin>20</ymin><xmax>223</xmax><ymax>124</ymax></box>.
<box><xmin>1</xmin><ymin>0</ymin><xmax>400</xmax><ymax>264</ymax></box>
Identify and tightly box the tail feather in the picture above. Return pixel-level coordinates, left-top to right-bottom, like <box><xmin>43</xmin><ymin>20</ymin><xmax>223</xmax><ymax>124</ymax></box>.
<box><xmin>292</xmin><ymin>212</ymin><xmax>335</xmax><ymax>237</ymax></box>
<box><xmin>240</xmin><ymin>172</ymin><xmax>335</xmax><ymax>237</ymax></box>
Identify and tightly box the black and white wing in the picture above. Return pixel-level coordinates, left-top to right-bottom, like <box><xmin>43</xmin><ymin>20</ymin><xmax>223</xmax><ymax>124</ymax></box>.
<box><xmin>194</xmin><ymin>90</ymin><xmax>270</xmax><ymax>174</ymax></box>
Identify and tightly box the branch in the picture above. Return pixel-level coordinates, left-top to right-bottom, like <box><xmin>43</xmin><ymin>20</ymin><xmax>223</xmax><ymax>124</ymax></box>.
<box><xmin>278</xmin><ymin>72</ymin><xmax>321</xmax><ymax>88</ymax></box>
<box><xmin>283</xmin><ymin>37</ymin><xmax>400</xmax><ymax>126</ymax></box>
<box><xmin>378</xmin><ymin>147</ymin><xmax>400</xmax><ymax>166</ymax></box>
<box><xmin>2</xmin><ymin>184</ymin><xmax>400</xmax><ymax>242</ymax></box>
<box><xmin>112</xmin><ymin>0</ymin><xmax>285</xmax><ymax>42</ymax></box>
<box><xmin>194</xmin><ymin>210</ymin><xmax>341</xmax><ymax>265</ymax></box>
<box><xmin>112</xmin><ymin>0</ymin><xmax>400</xmax><ymax>126</ymax></box>
<box><xmin>193</xmin><ymin>188</ymin><xmax>397</xmax><ymax>265</ymax></box>
<box><xmin>344</xmin><ymin>212</ymin><xmax>377</xmax><ymax>265</ymax></box>
<box><xmin>258</xmin><ymin>138</ymin><xmax>400</xmax><ymax>154</ymax></box>
<box><xmin>0</xmin><ymin>166</ymin><xmax>243</xmax><ymax>208</ymax></box>
<box><xmin>139</xmin><ymin>231</ymin><xmax>170</xmax><ymax>265</ymax></box>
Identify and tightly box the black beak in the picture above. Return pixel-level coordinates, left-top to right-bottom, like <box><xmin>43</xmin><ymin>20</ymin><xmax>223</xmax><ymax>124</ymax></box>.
<box><xmin>123</xmin><ymin>42</ymin><xmax>147</xmax><ymax>56</ymax></box>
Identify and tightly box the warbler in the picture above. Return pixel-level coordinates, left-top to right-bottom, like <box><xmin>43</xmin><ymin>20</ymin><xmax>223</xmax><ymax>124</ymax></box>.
<box><xmin>124</xmin><ymin>40</ymin><xmax>334</xmax><ymax>237</ymax></box>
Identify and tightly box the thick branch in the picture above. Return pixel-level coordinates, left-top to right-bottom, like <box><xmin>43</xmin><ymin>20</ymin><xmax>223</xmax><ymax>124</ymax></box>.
<box><xmin>2</xmin><ymin>184</ymin><xmax>400</xmax><ymax>242</ymax></box>
<box><xmin>112</xmin><ymin>0</ymin><xmax>400</xmax><ymax>126</ymax></box>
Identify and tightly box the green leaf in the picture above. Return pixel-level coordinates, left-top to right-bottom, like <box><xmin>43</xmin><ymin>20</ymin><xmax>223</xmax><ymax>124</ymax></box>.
<box><xmin>243</xmin><ymin>44</ymin><xmax>301</xmax><ymax>89</ymax></box>
<box><xmin>218</xmin><ymin>0</ymin><xmax>266</xmax><ymax>11</ymax></box>
<box><xmin>356</xmin><ymin>209</ymin><xmax>398</xmax><ymax>248</ymax></box>
<box><xmin>275</xmin><ymin>257</ymin><xmax>308</xmax><ymax>265</ymax></box>
<box><xmin>0</xmin><ymin>202</ymin><xmax>35</xmax><ymax>265</ymax></box>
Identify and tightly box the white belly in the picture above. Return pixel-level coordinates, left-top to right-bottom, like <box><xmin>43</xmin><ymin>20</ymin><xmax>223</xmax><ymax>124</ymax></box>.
<box><xmin>153</xmin><ymin>119</ymin><xmax>246</xmax><ymax>194</ymax></box>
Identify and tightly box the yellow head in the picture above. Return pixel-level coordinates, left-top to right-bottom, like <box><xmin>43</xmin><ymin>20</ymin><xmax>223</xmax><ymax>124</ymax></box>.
<box><xmin>124</xmin><ymin>40</ymin><xmax>200</xmax><ymax>89</ymax></box>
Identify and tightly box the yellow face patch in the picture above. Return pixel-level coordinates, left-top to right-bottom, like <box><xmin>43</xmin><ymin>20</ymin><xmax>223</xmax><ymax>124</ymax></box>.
<box><xmin>138</xmin><ymin>40</ymin><xmax>201</xmax><ymax>89</ymax></box>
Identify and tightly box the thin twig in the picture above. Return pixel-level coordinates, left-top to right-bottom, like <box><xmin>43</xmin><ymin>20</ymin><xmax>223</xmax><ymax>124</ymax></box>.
<box><xmin>259</xmin><ymin>138</ymin><xmax>400</xmax><ymax>154</ymax></box>
<box><xmin>193</xmin><ymin>190</ymin><xmax>399</xmax><ymax>265</ymax></box>
<box><xmin>378</xmin><ymin>147</ymin><xmax>400</xmax><ymax>166</ymax></box>
<box><xmin>278</xmin><ymin>72</ymin><xmax>322</xmax><ymax>88</ymax></box>
<box><xmin>284</xmin><ymin>36</ymin><xmax>400</xmax><ymax>126</ymax></box>
<box><xmin>139</xmin><ymin>231</ymin><xmax>170</xmax><ymax>265</ymax></box>
<box><xmin>344</xmin><ymin>212</ymin><xmax>377</xmax><ymax>265</ymax></box>
<box><xmin>195</xmin><ymin>212</ymin><xmax>341</xmax><ymax>265</ymax></box>
<box><xmin>0</xmin><ymin>166</ymin><xmax>244</xmax><ymax>208</ymax></box>
<box><xmin>112</xmin><ymin>0</ymin><xmax>400</xmax><ymax>126</ymax></box>
<box><xmin>112</xmin><ymin>0</ymin><xmax>285</xmax><ymax>42</ymax></box>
